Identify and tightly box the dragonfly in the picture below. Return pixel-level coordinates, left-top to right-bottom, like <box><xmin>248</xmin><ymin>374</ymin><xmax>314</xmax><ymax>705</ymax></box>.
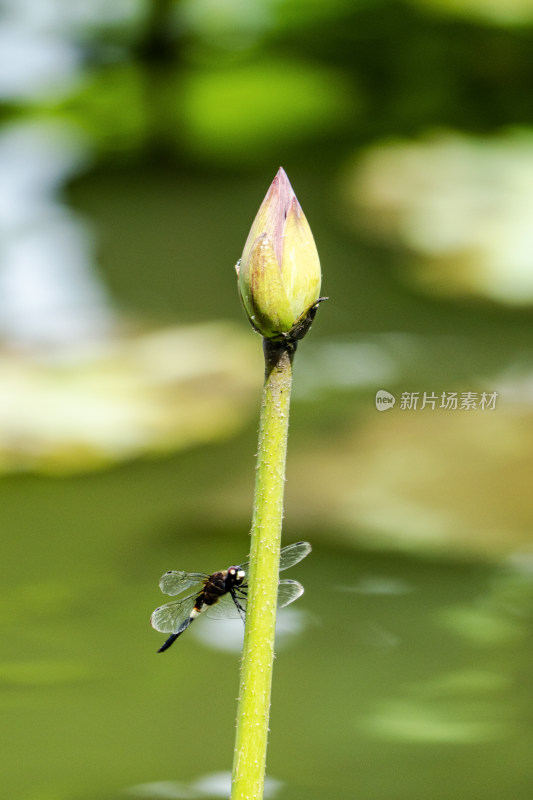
<box><xmin>151</xmin><ymin>541</ymin><xmax>311</xmax><ymax>652</ymax></box>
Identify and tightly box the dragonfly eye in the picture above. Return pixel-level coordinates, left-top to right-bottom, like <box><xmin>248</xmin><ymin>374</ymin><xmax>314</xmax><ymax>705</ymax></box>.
<box><xmin>227</xmin><ymin>566</ymin><xmax>245</xmax><ymax>586</ymax></box>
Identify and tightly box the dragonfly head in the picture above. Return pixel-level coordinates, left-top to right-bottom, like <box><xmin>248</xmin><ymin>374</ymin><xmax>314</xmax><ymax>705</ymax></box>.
<box><xmin>227</xmin><ymin>566</ymin><xmax>246</xmax><ymax>587</ymax></box>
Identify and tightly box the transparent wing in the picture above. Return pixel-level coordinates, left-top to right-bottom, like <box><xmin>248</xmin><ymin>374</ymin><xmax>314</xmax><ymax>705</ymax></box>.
<box><xmin>159</xmin><ymin>571</ymin><xmax>207</xmax><ymax>596</ymax></box>
<box><xmin>277</xmin><ymin>578</ymin><xmax>304</xmax><ymax>607</ymax></box>
<box><xmin>206</xmin><ymin>578</ymin><xmax>304</xmax><ymax>623</ymax></box>
<box><xmin>150</xmin><ymin>593</ymin><xmax>198</xmax><ymax>633</ymax></box>
<box><xmin>278</xmin><ymin>541</ymin><xmax>312</xmax><ymax>572</ymax></box>
<box><xmin>206</xmin><ymin>589</ymin><xmax>247</xmax><ymax>621</ymax></box>
<box><xmin>238</xmin><ymin>541</ymin><xmax>312</xmax><ymax>574</ymax></box>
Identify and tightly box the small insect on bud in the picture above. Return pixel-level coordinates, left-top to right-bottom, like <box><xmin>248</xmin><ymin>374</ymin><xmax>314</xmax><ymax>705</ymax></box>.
<box><xmin>236</xmin><ymin>168</ymin><xmax>325</xmax><ymax>343</ymax></box>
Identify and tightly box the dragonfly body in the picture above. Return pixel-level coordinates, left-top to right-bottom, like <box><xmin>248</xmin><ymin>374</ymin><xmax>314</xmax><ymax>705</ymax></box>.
<box><xmin>151</xmin><ymin>542</ymin><xmax>311</xmax><ymax>652</ymax></box>
<box><xmin>156</xmin><ymin>566</ymin><xmax>246</xmax><ymax>652</ymax></box>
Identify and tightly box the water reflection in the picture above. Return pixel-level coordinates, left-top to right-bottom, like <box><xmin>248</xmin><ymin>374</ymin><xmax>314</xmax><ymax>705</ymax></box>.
<box><xmin>348</xmin><ymin>553</ymin><xmax>533</xmax><ymax>748</ymax></box>
<box><xmin>337</xmin><ymin>576</ymin><xmax>413</xmax><ymax>596</ymax></box>
<box><xmin>295</xmin><ymin>337</ymin><xmax>400</xmax><ymax>397</ymax></box>
<box><xmin>356</xmin><ymin>550</ymin><xmax>533</xmax><ymax>747</ymax></box>
<box><xmin>0</xmin><ymin>14</ymin><xmax>80</xmax><ymax>100</ymax></box>
<box><xmin>191</xmin><ymin>607</ymin><xmax>308</xmax><ymax>653</ymax></box>
<box><xmin>440</xmin><ymin>548</ymin><xmax>533</xmax><ymax>645</ymax></box>
<box><xmin>0</xmin><ymin>321</ymin><xmax>259</xmax><ymax>473</ymax></box>
<box><xmin>0</xmin><ymin>658</ymin><xmax>91</xmax><ymax>687</ymax></box>
<box><xmin>361</xmin><ymin>694</ymin><xmax>508</xmax><ymax>744</ymax></box>
<box><xmin>128</xmin><ymin>771</ymin><xmax>283</xmax><ymax>799</ymax></box>
<box><xmin>345</xmin><ymin>130</ymin><xmax>533</xmax><ymax>305</ymax></box>
<box><xmin>0</xmin><ymin>121</ymin><xmax>260</xmax><ymax>474</ymax></box>
<box><xmin>288</xmin><ymin>399</ymin><xmax>533</xmax><ymax>560</ymax></box>
<box><xmin>0</xmin><ymin>119</ymin><xmax>114</xmax><ymax>351</ymax></box>
<box><xmin>408</xmin><ymin>0</ymin><xmax>533</xmax><ymax>26</ymax></box>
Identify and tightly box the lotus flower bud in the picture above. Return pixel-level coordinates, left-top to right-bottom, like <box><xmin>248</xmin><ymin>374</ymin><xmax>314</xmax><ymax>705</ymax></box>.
<box><xmin>236</xmin><ymin>168</ymin><xmax>323</xmax><ymax>342</ymax></box>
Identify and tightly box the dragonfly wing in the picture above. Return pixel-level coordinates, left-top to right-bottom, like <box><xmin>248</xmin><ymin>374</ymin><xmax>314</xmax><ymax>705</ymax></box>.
<box><xmin>206</xmin><ymin>579</ymin><xmax>304</xmax><ymax>622</ymax></box>
<box><xmin>238</xmin><ymin>541</ymin><xmax>311</xmax><ymax>575</ymax></box>
<box><xmin>157</xmin><ymin>618</ymin><xmax>193</xmax><ymax>652</ymax></box>
<box><xmin>277</xmin><ymin>579</ymin><xmax>304</xmax><ymax>608</ymax></box>
<box><xmin>205</xmin><ymin>589</ymin><xmax>247</xmax><ymax>621</ymax></box>
<box><xmin>151</xmin><ymin>593</ymin><xmax>198</xmax><ymax>633</ymax></box>
<box><xmin>278</xmin><ymin>542</ymin><xmax>312</xmax><ymax>572</ymax></box>
<box><xmin>159</xmin><ymin>571</ymin><xmax>207</xmax><ymax>596</ymax></box>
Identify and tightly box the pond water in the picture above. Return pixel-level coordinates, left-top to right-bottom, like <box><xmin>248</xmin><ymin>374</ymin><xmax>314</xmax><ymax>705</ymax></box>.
<box><xmin>2</xmin><ymin>77</ymin><xmax>533</xmax><ymax>800</ymax></box>
<box><xmin>3</xmin><ymin>4</ymin><xmax>533</xmax><ymax>798</ymax></box>
<box><xmin>2</xmin><ymin>441</ymin><xmax>533</xmax><ymax>800</ymax></box>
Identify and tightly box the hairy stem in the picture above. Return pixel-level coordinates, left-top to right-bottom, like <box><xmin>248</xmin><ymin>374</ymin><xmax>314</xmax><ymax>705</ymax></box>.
<box><xmin>231</xmin><ymin>339</ymin><xmax>294</xmax><ymax>800</ymax></box>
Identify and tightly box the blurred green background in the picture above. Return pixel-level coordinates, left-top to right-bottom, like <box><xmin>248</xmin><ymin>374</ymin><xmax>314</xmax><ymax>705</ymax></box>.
<box><xmin>2</xmin><ymin>1</ymin><xmax>533</xmax><ymax>799</ymax></box>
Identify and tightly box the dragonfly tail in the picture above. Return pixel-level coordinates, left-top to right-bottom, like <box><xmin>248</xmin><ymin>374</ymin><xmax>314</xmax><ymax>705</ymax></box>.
<box><xmin>157</xmin><ymin>618</ymin><xmax>192</xmax><ymax>652</ymax></box>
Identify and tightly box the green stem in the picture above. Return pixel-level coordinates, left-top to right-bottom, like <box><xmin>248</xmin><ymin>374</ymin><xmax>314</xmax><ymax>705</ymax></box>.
<box><xmin>231</xmin><ymin>338</ymin><xmax>295</xmax><ymax>800</ymax></box>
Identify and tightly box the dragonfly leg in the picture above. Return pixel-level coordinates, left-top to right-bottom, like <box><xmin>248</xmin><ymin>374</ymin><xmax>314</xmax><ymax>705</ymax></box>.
<box><xmin>231</xmin><ymin>590</ymin><xmax>247</xmax><ymax>618</ymax></box>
